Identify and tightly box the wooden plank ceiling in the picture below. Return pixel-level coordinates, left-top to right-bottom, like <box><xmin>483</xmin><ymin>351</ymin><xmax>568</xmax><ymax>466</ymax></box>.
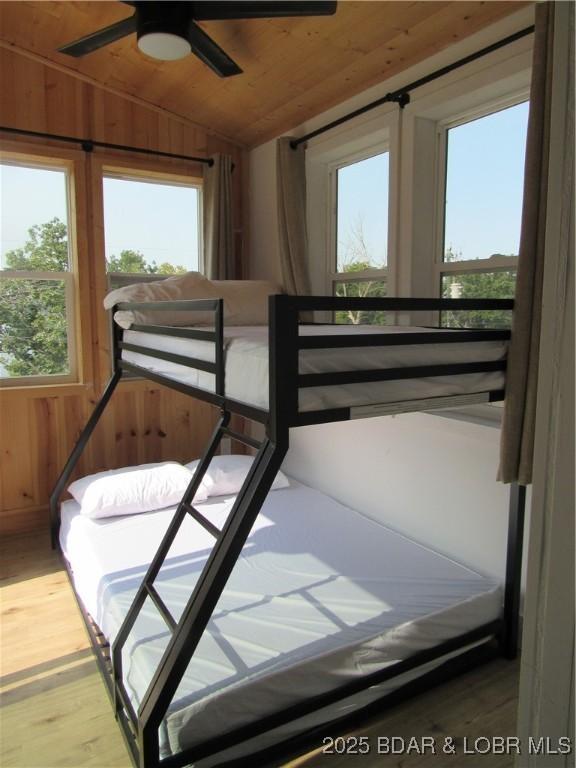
<box><xmin>0</xmin><ymin>1</ymin><xmax>529</xmax><ymax>148</ymax></box>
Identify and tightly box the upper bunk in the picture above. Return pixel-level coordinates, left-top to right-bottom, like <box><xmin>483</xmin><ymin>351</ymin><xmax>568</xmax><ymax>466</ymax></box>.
<box><xmin>111</xmin><ymin>291</ymin><xmax>513</xmax><ymax>441</ymax></box>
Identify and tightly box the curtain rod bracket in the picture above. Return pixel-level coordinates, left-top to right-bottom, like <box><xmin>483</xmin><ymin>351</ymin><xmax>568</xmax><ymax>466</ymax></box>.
<box><xmin>393</xmin><ymin>92</ymin><xmax>411</xmax><ymax>109</ymax></box>
<box><xmin>81</xmin><ymin>140</ymin><xmax>94</xmax><ymax>153</ymax></box>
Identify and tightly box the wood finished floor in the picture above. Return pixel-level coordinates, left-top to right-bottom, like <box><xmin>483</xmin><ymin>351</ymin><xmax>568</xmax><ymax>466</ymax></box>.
<box><xmin>1</xmin><ymin>531</ymin><xmax>519</xmax><ymax>768</ymax></box>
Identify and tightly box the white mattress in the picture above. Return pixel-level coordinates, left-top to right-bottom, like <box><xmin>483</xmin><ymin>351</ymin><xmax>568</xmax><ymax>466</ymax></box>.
<box><xmin>60</xmin><ymin>480</ymin><xmax>501</xmax><ymax>761</ymax></box>
<box><xmin>122</xmin><ymin>324</ymin><xmax>507</xmax><ymax>412</ymax></box>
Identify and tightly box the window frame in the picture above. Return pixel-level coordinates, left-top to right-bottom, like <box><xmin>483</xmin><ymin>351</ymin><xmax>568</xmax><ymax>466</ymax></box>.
<box><xmin>433</xmin><ymin>91</ymin><xmax>530</xmax><ymax>301</ymax></box>
<box><xmin>88</xmin><ymin>158</ymin><xmax>204</xmax><ymax>380</ymax></box>
<box><xmin>0</xmin><ymin>145</ymin><xmax>91</xmax><ymax>388</ymax></box>
<box><xmin>428</xmin><ymin>91</ymin><xmax>530</xmax><ymax>420</ymax></box>
<box><xmin>102</xmin><ymin>163</ymin><xmax>204</xmax><ymax>285</ymax></box>
<box><xmin>305</xmin><ymin>105</ymin><xmax>398</xmax><ymax>298</ymax></box>
<box><xmin>327</xmin><ymin>144</ymin><xmax>391</xmax><ymax>300</ymax></box>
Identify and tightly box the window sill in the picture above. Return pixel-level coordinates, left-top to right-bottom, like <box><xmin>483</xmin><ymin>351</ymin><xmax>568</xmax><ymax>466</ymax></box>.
<box><xmin>0</xmin><ymin>381</ymin><xmax>95</xmax><ymax>398</ymax></box>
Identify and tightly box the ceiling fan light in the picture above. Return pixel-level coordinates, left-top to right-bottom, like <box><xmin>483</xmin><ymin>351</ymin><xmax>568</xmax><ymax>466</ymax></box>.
<box><xmin>137</xmin><ymin>31</ymin><xmax>191</xmax><ymax>60</ymax></box>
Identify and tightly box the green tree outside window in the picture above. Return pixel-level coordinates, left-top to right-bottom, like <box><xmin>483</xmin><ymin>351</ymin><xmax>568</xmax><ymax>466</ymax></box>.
<box><xmin>0</xmin><ymin>218</ymin><xmax>185</xmax><ymax>378</ymax></box>
<box><xmin>441</xmin><ymin>247</ymin><xmax>516</xmax><ymax>328</ymax></box>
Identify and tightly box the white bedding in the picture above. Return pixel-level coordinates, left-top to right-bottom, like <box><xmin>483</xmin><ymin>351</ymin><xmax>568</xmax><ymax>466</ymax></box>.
<box><xmin>122</xmin><ymin>324</ymin><xmax>507</xmax><ymax>412</ymax></box>
<box><xmin>60</xmin><ymin>480</ymin><xmax>501</xmax><ymax>761</ymax></box>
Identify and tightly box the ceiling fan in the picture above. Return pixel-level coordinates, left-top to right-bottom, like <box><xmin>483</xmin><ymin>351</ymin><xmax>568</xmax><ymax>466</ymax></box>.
<box><xmin>58</xmin><ymin>1</ymin><xmax>337</xmax><ymax>77</ymax></box>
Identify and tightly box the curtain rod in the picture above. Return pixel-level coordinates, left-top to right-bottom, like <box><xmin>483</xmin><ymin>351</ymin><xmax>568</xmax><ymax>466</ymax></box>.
<box><xmin>291</xmin><ymin>25</ymin><xmax>535</xmax><ymax>149</ymax></box>
<box><xmin>0</xmin><ymin>125</ymin><xmax>214</xmax><ymax>166</ymax></box>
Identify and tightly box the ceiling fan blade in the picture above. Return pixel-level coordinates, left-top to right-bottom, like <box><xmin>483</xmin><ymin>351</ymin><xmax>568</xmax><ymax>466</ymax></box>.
<box><xmin>193</xmin><ymin>1</ymin><xmax>337</xmax><ymax>21</ymax></box>
<box><xmin>58</xmin><ymin>15</ymin><xmax>137</xmax><ymax>57</ymax></box>
<box><xmin>187</xmin><ymin>21</ymin><xmax>242</xmax><ymax>77</ymax></box>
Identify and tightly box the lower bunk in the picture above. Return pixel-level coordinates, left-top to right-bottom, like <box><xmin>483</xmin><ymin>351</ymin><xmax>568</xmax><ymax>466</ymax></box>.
<box><xmin>60</xmin><ymin>472</ymin><xmax>508</xmax><ymax>767</ymax></box>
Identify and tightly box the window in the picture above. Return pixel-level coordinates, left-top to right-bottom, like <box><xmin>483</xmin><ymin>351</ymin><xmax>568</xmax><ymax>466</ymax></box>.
<box><xmin>0</xmin><ymin>158</ymin><xmax>77</xmax><ymax>384</ymax></box>
<box><xmin>331</xmin><ymin>151</ymin><xmax>389</xmax><ymax>324</ymax></box>
<box><xmin>102</xmin><ymin>170</ymin><xmax>201</xmax><ymax>289</ymax></box>
<box><xmin>438</xmin><ymin>101</ymin><xmax>529</xmax><ymax>328</ymax></box>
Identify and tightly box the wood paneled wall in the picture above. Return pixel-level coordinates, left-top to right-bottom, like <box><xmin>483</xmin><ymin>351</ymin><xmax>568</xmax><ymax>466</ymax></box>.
<box><xmin>0</xmin><ymin>47</ymin><xmax>248</xmax><ymax>536</ymax></box>
<box><xmin>0</xmin><ymin>385</ymin><xmax>223</xmax><ymax>536</ymax></box>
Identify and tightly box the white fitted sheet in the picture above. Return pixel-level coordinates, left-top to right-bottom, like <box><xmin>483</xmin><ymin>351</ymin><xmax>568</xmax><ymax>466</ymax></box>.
<box><xmin>60</xmin><ymin>480</ymin><xmax>501</xmax><ymax>759</ymax></box>
<box><xmin>122</xmin><ymin>324</ymin><xmax>507</xmax><ymax>412</ymax></box>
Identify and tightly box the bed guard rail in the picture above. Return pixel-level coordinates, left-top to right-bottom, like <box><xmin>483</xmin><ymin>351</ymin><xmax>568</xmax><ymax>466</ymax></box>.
<box><xmin>268</xmin><ymin>294</ymin><xmax>514</xmax><ymax>441</ymax></box>
<box><xmin>113</xmin><ymin>298</ymin><xmax>267</xmax><ymax>424</ymax></box>
<box><xmin>115</xmin><ymin>298</ymin><xmax>225</xmax><ymax>396</ymax></box>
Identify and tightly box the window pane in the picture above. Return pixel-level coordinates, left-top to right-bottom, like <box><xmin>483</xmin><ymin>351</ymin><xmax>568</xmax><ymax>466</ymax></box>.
<box><xmin>336</xmin><ymin>153</ymin><xmax>388</xmax><ymax>273</ymax></box>
<box><xmin>103</xmin><ymin>176</ymin><xmax>199</xmax><ymax>275</ymax></box>
<box><xmin>0</xmin><ymin>164</ymin><xmax>70</xmax><ymax>272</ymax></box>
<box><xmin>0</xmin><ymin>278</ymin><xmax>69</xmax><ymax>377</ymax></box>
<box><xmin>443</xmin><ymin>102</ymin><xmax>528</xmax><ymax>263</ymax></box>
<box><xmin>334</xmin><ymin>279</ymin><xmax>388</xmax><ymax>325</ymax></box>
<box><xmin>441</xmin><ymin>271</ymin><xmax>516</xmax><ymax>328</ymax></box>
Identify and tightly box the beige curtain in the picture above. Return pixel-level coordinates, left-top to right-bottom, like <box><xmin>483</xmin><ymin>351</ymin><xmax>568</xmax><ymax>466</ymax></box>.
<box><xmin>203</xmin><ymin>154</ymin><xmax>235</xmax><ymax>279</ymax></box>
<box><xmin>498</xmin><ymin>3</ymin><xmax>554</xmax><ymax>485</ymax></box>
<box><xmin>276</xmin><ymin>137</ymin><xmax>312</xmax><ymax>295</ymax></box>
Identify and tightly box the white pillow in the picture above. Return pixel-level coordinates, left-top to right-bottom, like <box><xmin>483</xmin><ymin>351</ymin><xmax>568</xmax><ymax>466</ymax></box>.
<box><xmin>67</xmin><ymin>462</ymin><xmax>206</xmax><ymax>519</ymax></box>
<box><xmin>103</xmin><ymin>272</ymin><xmax>213</xmax><ymax>329</ymax></box>
<box><xmin>103</xmin><ymin>273</ymin><xmax>283</xmax><ymax>329</ymax></box>
<box><xmin>210</xmin><ymin>280</ymin><xmax>283</xmax><ymax>325</ymax></box>
<box><xmin>186</xmin><ymin>454</ymin><xmax>289</xmax><ymax>497</ymax></box>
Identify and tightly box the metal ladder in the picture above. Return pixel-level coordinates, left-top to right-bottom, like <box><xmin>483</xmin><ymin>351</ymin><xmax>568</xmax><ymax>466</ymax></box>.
<box><xmin>110</xmin><ymin>410</ymin><xmax>288</xmax><ymax>765</ymax></box>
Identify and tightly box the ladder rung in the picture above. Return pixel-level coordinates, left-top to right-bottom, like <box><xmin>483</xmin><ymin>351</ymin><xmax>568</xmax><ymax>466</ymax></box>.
<box><xmin>222</xmin><ymin>427</ymin><xmax>263</xmax><ymax>451</ymax></box>
<box><xmin>145</xmin><ymin>583</ymin><xmax>177</xmax><ymax>632</ymax></box>
<box><xmin>183</xmin><ymin>503</ymin><xmax>221</xmax><ymax>538</ymax></box>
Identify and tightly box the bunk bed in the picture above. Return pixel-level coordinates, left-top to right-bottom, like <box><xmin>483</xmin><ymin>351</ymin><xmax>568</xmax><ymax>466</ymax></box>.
<box><xmin>50</xmin><ymin>293</ymin><xmax>526</xmax><ymax>768</ymax></box>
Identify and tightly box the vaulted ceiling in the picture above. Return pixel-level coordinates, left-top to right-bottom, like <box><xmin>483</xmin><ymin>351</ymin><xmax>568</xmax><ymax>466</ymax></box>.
<box><xmin>0</xmin><ymin>1</ymin><xmax>529</xmax><ymax>147</ymax></box>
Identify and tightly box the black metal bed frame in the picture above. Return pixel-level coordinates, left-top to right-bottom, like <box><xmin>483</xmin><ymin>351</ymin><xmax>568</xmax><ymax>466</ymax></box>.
<box><xmin>49</xmin><ymin>294</ymin><xmax>526</xmax><ymax>768</ymax></box>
